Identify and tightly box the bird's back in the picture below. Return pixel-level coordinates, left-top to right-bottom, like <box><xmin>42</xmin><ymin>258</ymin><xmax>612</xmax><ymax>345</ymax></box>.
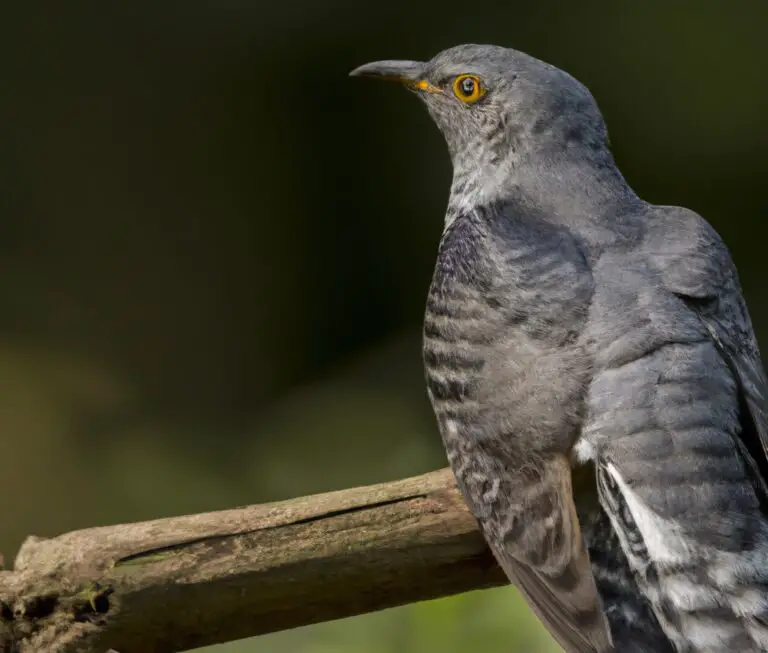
<box><xmin>579</xmin><ymin>204</ymin><xmax>768</xmax><ymax>652</ymax></box>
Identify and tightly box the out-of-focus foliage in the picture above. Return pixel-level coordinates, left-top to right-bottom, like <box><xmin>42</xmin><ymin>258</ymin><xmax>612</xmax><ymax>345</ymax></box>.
<box><xmin>2</xmin><ymin>0</ymin><xmax>767</xmax><ymax>651</ymax></box>
<box><xmin>195</xmin><ymin>588</ymin><xmax>560</xmax><ymax>653</ymax></box>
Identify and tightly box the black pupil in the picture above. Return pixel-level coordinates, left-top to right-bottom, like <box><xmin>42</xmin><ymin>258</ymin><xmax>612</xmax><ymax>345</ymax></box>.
<box><xmin>459</xmin><ymin>77</ymin><xmax>476</xmax><ymax>96</ymax></box>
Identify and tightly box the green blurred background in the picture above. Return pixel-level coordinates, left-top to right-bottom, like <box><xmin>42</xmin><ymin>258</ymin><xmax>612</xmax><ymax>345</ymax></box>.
<box><xmin>2</xmin><ymin>1</ymin><xmax>767</xmax><ymax>651</ymax></box>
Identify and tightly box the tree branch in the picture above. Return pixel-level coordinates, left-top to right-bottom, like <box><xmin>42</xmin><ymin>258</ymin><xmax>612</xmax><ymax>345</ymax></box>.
<box><xmin>0</xmin><ymin>468</ymin><xmax>506</xmax><ymax>653</ymax></box>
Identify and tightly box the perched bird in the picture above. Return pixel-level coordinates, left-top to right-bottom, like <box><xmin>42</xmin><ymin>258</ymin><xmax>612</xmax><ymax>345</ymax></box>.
<box><xmin>351</xmin><ymin>45</ymin><xmax>768</xmax><ymax>653</ymax></box>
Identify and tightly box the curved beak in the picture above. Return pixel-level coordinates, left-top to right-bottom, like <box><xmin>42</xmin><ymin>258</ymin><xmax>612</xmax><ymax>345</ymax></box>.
<box><xmin>349</xmin><ymin>59</ymin><xmax>443</xmax><ymax>94</ymax></box>
<box><xmin>349</xmin><ymin>59</ymin><xmax>424</xmax><ymax>82</ymax></box>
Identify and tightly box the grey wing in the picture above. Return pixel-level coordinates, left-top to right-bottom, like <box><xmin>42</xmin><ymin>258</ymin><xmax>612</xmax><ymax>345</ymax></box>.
<box><xmin>690</xmin><ymin>300</ymin><xmax>768</xmax><ymax>482</ymax></box>
<box><xmin>463</xmin><ymin>454</ymin><xmax>614</xmax><ymax>653</ymax></box>
<box><xmin>651</xmin><ymin>206</ymin><xmax>768</xmax><ymax>492</ymax></box>
<box><xmin>586</xmin><ymin>206</ymin><xmax>768</xmax><ymax>651</ymax></box>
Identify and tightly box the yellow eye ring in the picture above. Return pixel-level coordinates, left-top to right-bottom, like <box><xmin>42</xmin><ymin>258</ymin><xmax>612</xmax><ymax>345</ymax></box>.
<box><xmin>452</xmin><ymin>74</ymin><xmax>485</xmax><ymax>103</ymax></box>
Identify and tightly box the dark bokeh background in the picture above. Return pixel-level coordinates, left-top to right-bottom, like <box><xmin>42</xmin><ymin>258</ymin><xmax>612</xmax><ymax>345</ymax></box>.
<box><xmin>2</xmin><ymin>1</ymin><xmax>767</xmax><ymax>651</ymax></box>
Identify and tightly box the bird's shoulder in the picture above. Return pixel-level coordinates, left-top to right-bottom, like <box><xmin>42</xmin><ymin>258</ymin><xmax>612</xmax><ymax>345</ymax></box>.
<box><xmin>587</xmin><ymin>203</ymin><xmax>756</xmax><ymax>375</ymax></box>
<box><xmin>640</xmin><ymin>205</ymin><xmax>763</xmax><ymax>404</ymax></box>
<box><xmin>640</xmin><ymin>204</ymin><xmax>735</xmax><ymax>300</ymax></box>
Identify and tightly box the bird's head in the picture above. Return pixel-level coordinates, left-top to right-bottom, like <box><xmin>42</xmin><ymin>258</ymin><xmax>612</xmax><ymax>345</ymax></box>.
<box><xmin>350</xmin><ymin>44</ymin><xmax>610</xmax><ymax>174</ymax></box>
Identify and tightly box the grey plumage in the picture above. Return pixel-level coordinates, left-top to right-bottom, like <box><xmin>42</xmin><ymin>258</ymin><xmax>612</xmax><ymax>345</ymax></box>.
<box><xmin>351</xmin><ymin>44</ymin><xmax>768</xmax><ymax>653</ymax></box>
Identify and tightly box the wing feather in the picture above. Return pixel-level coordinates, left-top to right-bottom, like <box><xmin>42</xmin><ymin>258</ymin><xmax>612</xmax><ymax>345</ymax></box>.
<box><xmin>650</xmin><ymin>206</ymin><xmax>768</xmax><ymax>490</ymax></box>
<box><xmin>476</xmin><ymin>455</ymin><xmax>614</xmax><ymax>653</ymax></box>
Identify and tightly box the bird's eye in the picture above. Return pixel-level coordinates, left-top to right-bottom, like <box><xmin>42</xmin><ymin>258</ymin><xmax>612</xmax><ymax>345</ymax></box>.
<box><xmin>452</xmin><ymin>74</ymin><xmax>485</xmax><ymax>103</ymax></box>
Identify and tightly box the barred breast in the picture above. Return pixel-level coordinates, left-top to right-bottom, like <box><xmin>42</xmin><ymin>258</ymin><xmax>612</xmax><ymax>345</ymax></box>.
<box><xmin>423</xmin><ymin>283</ymin><xmax>490</xmax><ymax>417</ymax></box>
<box><xmin>422</xmin><ymin>217</ymin><xmax>496</xmax><ymax>464</ymax></box>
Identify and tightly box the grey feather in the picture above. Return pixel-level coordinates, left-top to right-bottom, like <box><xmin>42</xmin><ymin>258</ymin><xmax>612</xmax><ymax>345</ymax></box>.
<box><xmin>352</xmin><ymin>43</ymin><xmax>768</xmax><ymax>652</ymax></box>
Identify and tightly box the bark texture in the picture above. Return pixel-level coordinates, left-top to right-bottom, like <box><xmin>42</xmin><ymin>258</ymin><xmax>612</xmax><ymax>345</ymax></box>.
<box><xmin>0</xmin><ymin>468</ymin><xmax>506</xmax><ymax>653</ymax></box>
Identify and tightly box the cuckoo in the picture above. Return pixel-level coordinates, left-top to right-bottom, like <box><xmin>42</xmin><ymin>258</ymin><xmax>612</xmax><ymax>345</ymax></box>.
<box><xmin>351</xmin><ymin>44</ymin><xmax>768</xmax><ymax>653</ymax></box>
